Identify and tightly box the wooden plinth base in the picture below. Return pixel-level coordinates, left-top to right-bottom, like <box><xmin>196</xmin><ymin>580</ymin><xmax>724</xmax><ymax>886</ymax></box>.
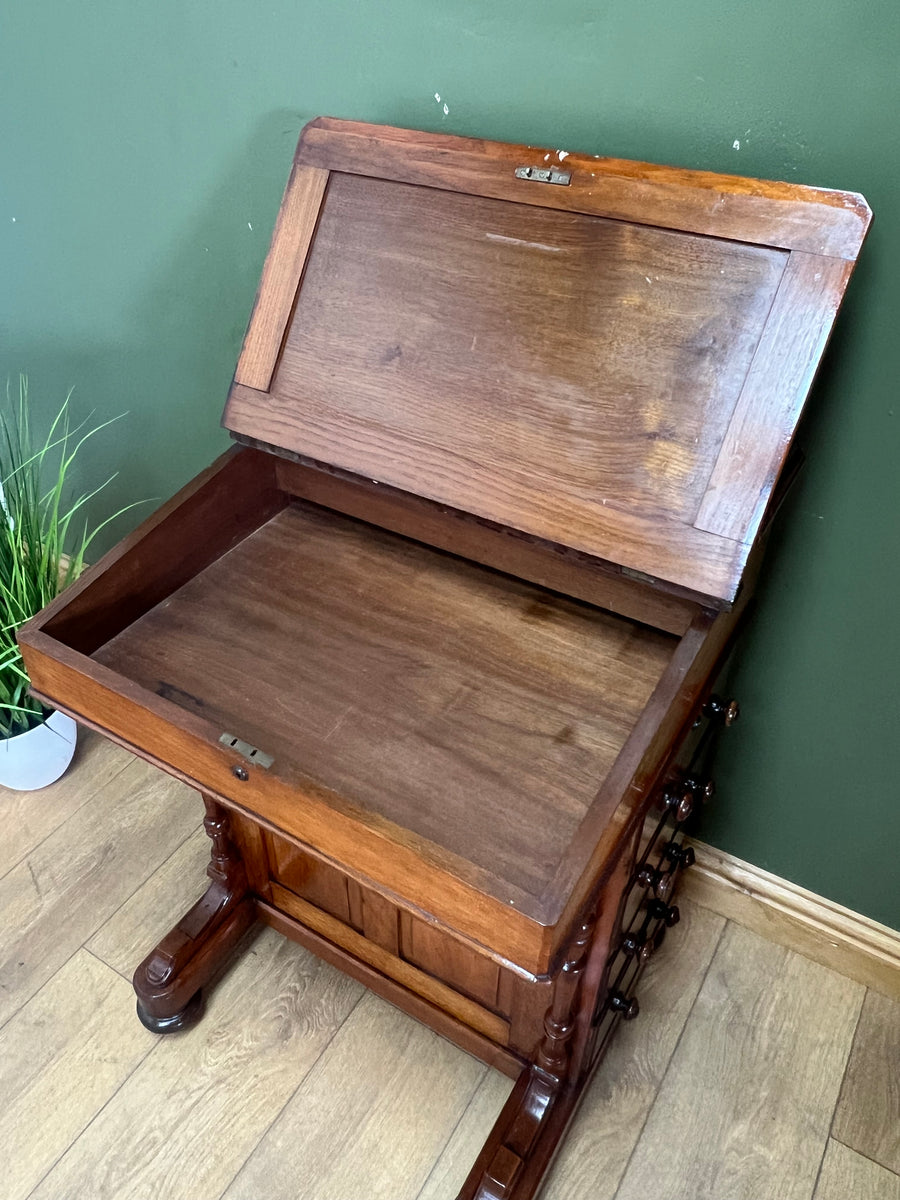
<box><xmin>131</xmin><ymin>796</ymin><xmax>628</xmax><ymax>1198</ymax></box>
<box><xmin>132</xmin><ymin>795</ymin><xmax>255</xmax><ymax>1030</ymax></box>
<box><xmin>456</xmin><ymin>1067</ymin><xmax>579</xmax><ymax>1199</ymax></box>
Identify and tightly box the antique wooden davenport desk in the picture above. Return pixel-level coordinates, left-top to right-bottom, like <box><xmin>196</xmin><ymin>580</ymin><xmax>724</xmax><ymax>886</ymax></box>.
<box><xmin>19</xmin><ymin>121</ymin><xmax>869</xmax><ymax>1198</ymax></box>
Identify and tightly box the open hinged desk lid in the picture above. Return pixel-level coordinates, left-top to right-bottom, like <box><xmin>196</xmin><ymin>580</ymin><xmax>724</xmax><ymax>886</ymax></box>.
<box><xmin>224</xmin><ymin>118</ymin><xmax>871</xmax><ymax>605</ymax></box>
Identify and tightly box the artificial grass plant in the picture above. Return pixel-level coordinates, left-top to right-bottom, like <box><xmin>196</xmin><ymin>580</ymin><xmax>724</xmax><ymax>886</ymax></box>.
<box><xmin>0</xmin><ymin>376</ymin><xmax>139</xmax><ymax>737</ymax></box>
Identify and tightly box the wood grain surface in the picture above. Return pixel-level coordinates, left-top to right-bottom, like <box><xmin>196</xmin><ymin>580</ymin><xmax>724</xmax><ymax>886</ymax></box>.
<box><xmin>694</xmin><ymin>251</ymin><xmax>854</xmax><ymax>545</ymax></box>
<box><xmin>0</xmin><ymin>949</ymin><xmax>153</xmax><ymax>1200</ymax></box>
<box><xmin>272</xmin><ymin>173</ymin><xmax>783</xmax><ymax>529</ymax></box>
<box><xmin>416</xmin><ymin>1070</ymin><xmax>515</xmax><ymax>1200</ymax></box>
<box><xmin>2</xmin><ymin>738</ymin><xmax>897</xmax><ymax>1200</ymax></box>
<box><xmin>814</xmin><ymin>1140</ymin><xmax>900</xmax><ymax>1200</ymax></box>
<box><xmin>32</xmin><ymin>445</ymin><xmax>283</xmax><ymax>657</ymax></box>
<box><xmin>30</xmin><ymin>930</ymin><xmax>363</xmax><ymax>1200</ymax></box>
<box><xmin>0</xmin><ymin>729</ymin><xmax>131</xmax><ymax>877</ymax></box>
<box><xmin>614</xmin><ymin>923</ymin><xmax>863</xmax><ymax>1200</ymax></box>
<box><xmin>0</xmin><ymin>756</ymin><xmax>199</xmax><ymax>1026</ymax></box>
<box><xmin>294</xmin><ymin>119</ymin><xmax>872</xmax><ymax>259</ymax></box>
<box><xmin>272</xmin><ymin>457</ymin><xmax>701</xmax><ymax>632</ymax></box>
<box><xmin>224</xmin><ymin>169</ymin><xmax>791</xmax><ymax>600</ymax></box>
<box><xmin>832</xmin><ymin>990</ymin><xmax>900</xmax><ymax>1174</ymax></box>
<box><xmin>234</xmin><ymin>164</ymin><xmax>329</xmax><ymax>390</ymax></box>
<box><xmin>93</xmin><ymin>502</ymin><xmax>675</xmax><ymax>898</ymax></box>
<box><xmin>542</xmin><ymin>900</ymin><xmax>726</xmax><ymax>1200</ymax></box>
<box><xmin>223</xmin><ymin>991</ymin><xmax>488</xmax><ymax>1200</ymax></box>
<box><xmin>87</xmin><ymin>824</ymin><xmax>208</xmax><ymax>977</ymax></box>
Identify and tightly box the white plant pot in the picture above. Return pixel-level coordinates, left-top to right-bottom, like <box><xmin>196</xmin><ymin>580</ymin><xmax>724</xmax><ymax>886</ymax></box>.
<box><xmin>0</xmin><ymin>710</ymin><xmax>78</xmax><ymax>791</ymax></box>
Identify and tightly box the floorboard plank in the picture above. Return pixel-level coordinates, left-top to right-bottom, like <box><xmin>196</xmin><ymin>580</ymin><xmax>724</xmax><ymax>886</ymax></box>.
<box><xmin>223</xmin><ymin>990</ymin><xmax>488</xmax><ymax>1200</ymax></box>
<box><xmin>30</xmin><ymin>929</ymin><xmax>363</xmax><ymax>1200</ymax></box>
<box><xmin>831</xmin><ymin>990</ymin><xmax>900</xmax><ymax>1174</ymax></box>
<box><xmin>87</xmin><ymin>823</ymin><xmax>208</xmax><ymax>977</ymax></box>
<box><xmin>0</xmin><ymin>729</ymin><xmax>132</xmax><ymax>879</ymax></box>
<box><xmin>541</xmin><ymin>900</ymin><xmax>726</xmax><ymax>1200</ymax></box>
<box><xmin>814</xmin><ymin>1140</ymin><xmax>900</xmax><ymax>1200</ymax></box>
<box><xmin>0</xmin><ymin>757</ymin><xmax>200</xmax><ymax>1027</ymax></box>
<box><xmin>0</xmin><ymin>948</ymin><xmax>154</xmax><ymax>1200</ymax></box>
<box><xmin>416</xmin><ymin>1068</ymin><xmax>514</xmax><ymax>1200</ymax></box>
<box><xmin>613</xmin><ymin>923</ymin><xmax>864</xmax><ymax>1200</ymax></box>
<box><xmin>1</xmin><ymin>732</ymin><xmax>894</xmax><ymax>1200</ymax></box>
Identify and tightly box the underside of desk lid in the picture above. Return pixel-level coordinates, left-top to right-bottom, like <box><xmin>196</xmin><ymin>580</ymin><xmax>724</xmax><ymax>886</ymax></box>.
<box><xmin>223</xmin><ymin>118</ymin><xmax>871</xmax><ymax>604</ymax></box>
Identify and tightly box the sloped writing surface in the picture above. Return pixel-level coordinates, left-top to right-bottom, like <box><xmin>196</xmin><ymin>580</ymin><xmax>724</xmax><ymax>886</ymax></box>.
<box><xmin>283</xmin><ymin>175</ymin><xmax>786</xmax><ymax>521</ymax></box>
<box><xmin>223</xmin><ymin>122</ymin><xmax>870</xmax><ymax>602</ymax></box>
<box><xmin>257</xmin><ymin>173</ymin><xmax>783</xmax><ymax>589</ymax></box>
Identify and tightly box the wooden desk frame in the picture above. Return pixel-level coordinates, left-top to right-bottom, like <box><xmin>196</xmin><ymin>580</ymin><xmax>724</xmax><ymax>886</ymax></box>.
<box><xmin>18</xmin><ymin>120</ymin><xmax>870</xmax><ymax>1199</ymax></box>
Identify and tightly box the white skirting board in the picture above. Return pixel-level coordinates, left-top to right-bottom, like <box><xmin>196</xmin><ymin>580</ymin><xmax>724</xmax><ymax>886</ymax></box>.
<box><xmin>683</xmin><ymin>840</ymin><xmax>900</xmax><ymax>999</ymax></box>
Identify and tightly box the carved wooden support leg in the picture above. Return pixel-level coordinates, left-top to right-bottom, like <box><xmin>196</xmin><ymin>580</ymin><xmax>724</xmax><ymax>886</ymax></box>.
<box><xmin>133</xmin><ymin>795</ymin><xmax>256</xmax><ymax>1033</ymax></box>
<box><xmin>457</xmin><ymin>909</ymin><xmax>598</xmax><ymax>1200</ymax></box>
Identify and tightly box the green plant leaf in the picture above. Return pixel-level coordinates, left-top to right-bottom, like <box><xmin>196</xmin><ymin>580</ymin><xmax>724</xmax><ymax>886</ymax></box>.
<box><xmin>0</xmin><ymin>375</ymin><xmax>146</xmax><ymax>737</ymax></box>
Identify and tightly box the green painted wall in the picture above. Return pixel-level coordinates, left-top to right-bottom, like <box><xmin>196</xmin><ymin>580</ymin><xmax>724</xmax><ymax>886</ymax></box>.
<box><xmin>2</xmin><ymin>2</ymin><xmax>898</xmax><ymax>926</ymax></box>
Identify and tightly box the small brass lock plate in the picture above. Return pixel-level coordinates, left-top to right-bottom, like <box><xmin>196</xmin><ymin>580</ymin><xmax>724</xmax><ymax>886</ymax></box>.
<box><xmin>514</xmin><ymin>165</ymin><xmax>571</xmax><ymax>185</ymax></box>
<box><xmin>219</xmin><ymin>732</ymin><xmax>274</xmax><ymax>770</ymax></box>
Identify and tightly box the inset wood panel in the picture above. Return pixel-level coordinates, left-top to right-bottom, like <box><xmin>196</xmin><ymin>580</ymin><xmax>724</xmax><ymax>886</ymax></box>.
<box><xmin>275</xmin><ymin>172</ymin><xmax>785</xmax><ymax>526</ymax></box>
<box><xmin>832</xmin><ymin>990</ymin><xmax>900</xmax><ymax>1174</ymax></box>
<box><xmin>399</xmin><ymin>910</ymin><xmax>501</xmax><ymax>1013</ymax></box>
<box><xmin>268</xmin><ymin>833</ymin><xmax>351</xmax><ymax>924</ymax></box>
<box><xmin>347</xmin><ymin>879</ymin><xmax>400</xmax><ymax>955</ymax></box>
<box><xmin>614</xmin><ymin>923</ymin><xmax>863</xmax><ymax>1200</ymax></box>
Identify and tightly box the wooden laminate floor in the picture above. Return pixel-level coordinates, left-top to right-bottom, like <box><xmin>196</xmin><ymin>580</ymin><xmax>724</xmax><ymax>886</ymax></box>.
<box><xmin>2</xmin><ymin>731</ymin><xmax>897</xmax><ymax>1200</ymax></box>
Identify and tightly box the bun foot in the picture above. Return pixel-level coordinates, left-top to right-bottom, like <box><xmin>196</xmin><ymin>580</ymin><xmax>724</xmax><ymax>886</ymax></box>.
<box><xmin>136</xmin><ymin>989</ymin><xmax>204</xmax><ymax>1034</ymax></box>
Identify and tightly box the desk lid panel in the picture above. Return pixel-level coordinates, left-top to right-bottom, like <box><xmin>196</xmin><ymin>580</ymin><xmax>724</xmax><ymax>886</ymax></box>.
<box><xmin>224</xmin><ymin>119</ymin><xmax>870</xmax><ymax>603</ymax></box>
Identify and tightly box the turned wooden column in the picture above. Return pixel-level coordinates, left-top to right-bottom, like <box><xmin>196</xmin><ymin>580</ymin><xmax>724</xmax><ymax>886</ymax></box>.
<box><xmin>534</xmin><ymin>914</ymin><xmax>596</xmax><ymax>1082</ymax></box>
<box><xmin>458</xmin><ymin>903</ymin><xmax>601</xmax><ymax>1200</ymax></box>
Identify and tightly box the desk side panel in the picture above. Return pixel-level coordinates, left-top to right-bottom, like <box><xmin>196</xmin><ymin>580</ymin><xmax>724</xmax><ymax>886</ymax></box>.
<box><xmin>21</xmin><ymin>446</ymin><xmax>285</xmax><ymax>656</ymax></box>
